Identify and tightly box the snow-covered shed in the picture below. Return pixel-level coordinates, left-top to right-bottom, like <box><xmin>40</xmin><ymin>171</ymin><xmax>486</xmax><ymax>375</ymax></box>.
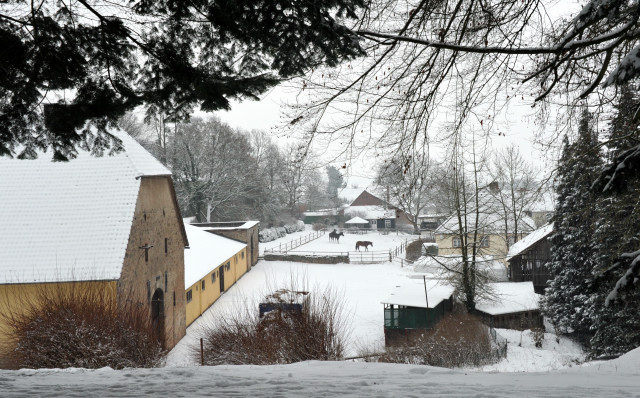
<box><xmin>184</xmin><ymin>225</ymin><xmax>248</xmax><ymax>326</ymax></box>
<box><xmin>0</xmin><ymin>130</ymin><xmax>188</xmax><ymax>350</ymax></box>
<box><xmin>507</xmin><ymin>223</ymin><xmax>554</xmax><ymax>293</ymax></box>
<box><xmin>380</xmin><ymin>279</ymin><xmax>455</xmax><ymax>345</ymax></box>
<box><xmin>475</xmin><ymin>282</ymin><xmax>543</xmax><ymax>330</ymax></box>
<box><xmin>345</xmin><ymin>216</ymin><xmax>369</xmax><ymax>230</ymax></box>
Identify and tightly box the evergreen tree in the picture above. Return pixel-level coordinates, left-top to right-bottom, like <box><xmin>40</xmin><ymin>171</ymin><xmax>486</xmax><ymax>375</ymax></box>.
<box><xmin>545</xmin><ymin>109</ymin><xmax>603</xmax><ymax>344</ymax></box>
<box><xmin>0</xmin><ymin>0</ymin><xmax>365</xmax><ymax>160</ymax></box>
<box><xmin>589</xmin><ymin>86</ymin><xmax>640</xmax><ymax>357</ymax></box>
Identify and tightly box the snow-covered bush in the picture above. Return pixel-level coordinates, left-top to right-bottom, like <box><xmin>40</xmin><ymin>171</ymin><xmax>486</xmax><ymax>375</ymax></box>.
<box><xmin>0</xmin><ymin>283</ymin><xmax>164</xmax><ymax>369</ymax></box>
<box><xmin>259</xmin><ymin>221</ymin><xmax>305</xmax><ymax>242</ymax></box>
<box><xmin>195</xmin><ymin>280</ymin><xmax>348</xmax><ymax>365</ymax></box>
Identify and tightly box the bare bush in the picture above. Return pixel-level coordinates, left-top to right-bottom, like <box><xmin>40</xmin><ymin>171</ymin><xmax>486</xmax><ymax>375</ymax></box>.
<box><xmin>196</xmin><ymin>281</ymin><xmax>349</xmax><ymax>365</ymax></box>
<box><xmin>0</xmin><ymin>283</ymin><xmax>164</xmax><ymax>369</ymax></box>
<box><xmin>380</xmin><ymin>307</ymin><xmax>498</xmax><ymax>368</ymax></box>
<box><xmin>312</xmin><ymin>223</ymin><xmax>326</xmax><ymax>231</ymax></box>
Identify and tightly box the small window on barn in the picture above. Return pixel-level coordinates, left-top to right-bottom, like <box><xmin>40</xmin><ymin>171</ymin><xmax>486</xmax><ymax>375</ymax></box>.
<box><xmin>225</xmin><ymin>261</ymin><xmax>231</xmax><ymax>271</ymax></box>
<box><xmin>211</xmin><ymin>272</ymin><xmax>216</xmax><ymax>283</ymax></box>
<box><xmin>370</xmin><ymin>220</ymin><xmax>376</xmax><ymax>227</ymax></box>
<box><xmin>385</xmin><ymin>219</ymin><xmax>391</xmax><ymax>228</ymax></box>
<box><xmin>241</xmin><ymin>251</ymin><xmax>245</xmax><ymax>259</ymax></box>
<box><xmin>452</xmin><ymin>237</ymin><xmax>462</xmax><ymax>248</ymax></box>
<box><xmin>165</xmin><ymin>238</ymin><xmax>168</xmax><ymax>254</ymax></box>
<box><xmin>186</xmin><ymin>290</ymin><xmax>193</xmax><ymax>303</ymax></box>
<box><xmin>480</xmin><ymin>236</ymin><xmax>489</xmax><ymax>248</ymax></box>
<box><xmin>201</xmin><ymin>280</ymin><xmax>205</xmax><ymax>291</ymax></box>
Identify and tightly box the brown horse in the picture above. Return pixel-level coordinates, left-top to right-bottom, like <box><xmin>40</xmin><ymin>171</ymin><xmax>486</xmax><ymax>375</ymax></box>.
<box><xmin>355</xmin><ymin>241</ymin><xmax>373</xmax><ymax>251</ymax></box>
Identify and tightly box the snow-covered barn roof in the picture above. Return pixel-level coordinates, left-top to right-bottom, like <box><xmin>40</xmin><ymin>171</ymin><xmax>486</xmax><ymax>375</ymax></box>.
<box><xmin>380</xmin><ymin>279</ymin><xmax>455</xmax><ymax>309</ymax></box>
<box><xmin>475</xmin><ymin>282</ymin><xmax>541</xmax><ymax>316</ymax></box>
<box><xmin>193</xmin><ymin>221</ymin><xmax>260</xmax><ymax>230</ymax></box>
<box><xmin>344</xmin><ymin>205</ymin><xmax>395</xmax><ymax>220</ymax></box>
<box><xmin>506</xmin><ymin>223</ymin><xmax>554</xmax><ymax>261</ymax></box>
<box><xmin>0</xmin><ymin>130</ymin><xmax>170</xmax><ymax>284</ymax></box>
<box><xmin>183</xmin><ymin>225</ymin><xmax>247</xmax><ymax>288</ymax></box>
<box><xmin>413</xmin><ymin>255</ymin><xmax>508</xmax><ymax>282</ymax></box>
<box><xmin>345</xmin><ymin>216</ymin><xmax>369</xmax><ymax>224</ymax></box>
<box><xmin>435</xmin><ymin>212</ymin><xmax>536</xmax><ymax>235</ymax></box>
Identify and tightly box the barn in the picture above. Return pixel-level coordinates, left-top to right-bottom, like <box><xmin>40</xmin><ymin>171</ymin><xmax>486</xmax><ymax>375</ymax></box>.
<box><xmin>184</xmin><ymin>225</ymin><xmax>248</xmax><ymax>326</ymax></box>
<box><xmin>0</xmin><ymin>131</ymin><xmax>188</xmax><ymax>350</ymax></box>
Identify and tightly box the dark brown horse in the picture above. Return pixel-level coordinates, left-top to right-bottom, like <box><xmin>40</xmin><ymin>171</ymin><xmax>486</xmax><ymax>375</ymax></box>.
<box><xmin>329</xmin><ymin>230</ymin><xmax>344</xmax><ymax>242</ymax></box>
<box><xmin>355</xmin><ymin>241</ymin><xmax>373</xmax><ymax>251</ymax></box>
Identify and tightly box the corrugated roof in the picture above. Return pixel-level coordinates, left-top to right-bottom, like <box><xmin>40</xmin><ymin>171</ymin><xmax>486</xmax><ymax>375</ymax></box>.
<box><xmin>0</xmin><ymin>129</ymin><xmax>169</xmax><ymax>284</ymax></box>
<box><xmin>184</xmin><ymin>225</ymin><xmax>246</xmax><ymax>288</ymax></box>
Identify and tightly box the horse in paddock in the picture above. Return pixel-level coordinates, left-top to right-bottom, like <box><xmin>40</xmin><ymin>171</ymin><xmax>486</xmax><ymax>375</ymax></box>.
<box><xmin>329</xmin><ymin>230</ymin><xmax>344</xmax><ymax>242</ymax></box>
<box><xmin>355</xmin><ymin>241</ymin><xmax>373</xmax><ymax>251</ymax></box>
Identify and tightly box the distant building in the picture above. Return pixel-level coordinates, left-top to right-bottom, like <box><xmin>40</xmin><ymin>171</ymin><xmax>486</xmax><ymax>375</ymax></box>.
<box><xmin>344</xmin><ymin>190</ymin><xmax>413</xmax><ymax>232</ymax></box>
<box><xmin>0</xmin><ymin>131</ymin><xmax>188</xmax><ymax>350</ymax></box>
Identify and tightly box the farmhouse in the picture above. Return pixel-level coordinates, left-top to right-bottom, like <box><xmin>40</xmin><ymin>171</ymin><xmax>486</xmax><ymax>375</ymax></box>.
<box><xmin>435</xmin><ymin>211</ymin><xmax>536</xmax><ymax>264</ymax></box>
<box><xmin>506</xmin><ymin>223</ymin><xmax>553</xmax><ymax>294</ymax></box>
<box><xmin>344</xmin><ymin>190</ymin><xmax>413</xmax><ymax>232</ymax></box>
<box><xmin>0</xmin><ymin>131</ymin><xmax>188</xmax><ymax>350</ymax></box>
<box><xmin>475</xmin><ymin>282</ymin><xmax>543</xmax><ymax>330</ymax></box>
<box><xmin>184</xmin><ymin>225</ymin><xmax>248</xmax><ymax>326</ymax></box>
<box><xmin>380</xmin><ymin>279</ymin><xmax>455</xmax><ymax>345</ymax></box>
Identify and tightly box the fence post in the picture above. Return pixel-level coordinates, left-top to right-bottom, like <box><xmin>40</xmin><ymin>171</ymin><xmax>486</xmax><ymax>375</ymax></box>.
<box><xmin>200</xmin><ymin>338</ymin><xmax>204</xmax><ymax>366</ymax></box>
<box><xmin>389</xmin><ymin>251</ymin><xmax>392</xmax><ymax>261</ymax></box>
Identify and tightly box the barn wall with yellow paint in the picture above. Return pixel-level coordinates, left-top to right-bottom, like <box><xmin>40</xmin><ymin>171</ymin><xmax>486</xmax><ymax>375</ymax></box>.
<box><xmin>185</xmin><ymin>247</ymin><xmax>248</xmax><ymax>326</ymax></box>
<box><xmin>0</xmin><ymin>281</ymin><xmax>117</xmax><ymax>350</ymax></box>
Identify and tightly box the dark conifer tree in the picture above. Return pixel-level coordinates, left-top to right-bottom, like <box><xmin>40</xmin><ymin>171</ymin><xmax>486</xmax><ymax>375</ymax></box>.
<box><xmin>589</xmin><ymin>86</ymin><xmax>640</xmax><ymax>357</ymax></box>
<box><xmin>545</xmin><ymin>109</ymin><xmax>603</xmax><ymax>344</ymax></box>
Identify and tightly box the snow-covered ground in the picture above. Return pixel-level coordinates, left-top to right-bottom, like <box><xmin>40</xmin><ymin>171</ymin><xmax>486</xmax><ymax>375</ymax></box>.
<box><xmin>3</xmin><ymin>350</ymin><xmax>640</xmax><ymax>396</ymax></box>
<box><xmin>4</xmin><ymin>228</ymin><xmax>638</xmax><ymax>396</ymax></box>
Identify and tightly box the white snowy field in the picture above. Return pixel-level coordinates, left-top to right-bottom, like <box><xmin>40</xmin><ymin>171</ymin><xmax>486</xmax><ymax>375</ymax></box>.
<box><xmin>3</xmin><ymin>351</ymin><xmax>640</xmax><ymax>397</ymax></box>
<box><xmin>3</xmin><ymin>229</ymin><xmax>638</xmax><ymax>396</ymax></box>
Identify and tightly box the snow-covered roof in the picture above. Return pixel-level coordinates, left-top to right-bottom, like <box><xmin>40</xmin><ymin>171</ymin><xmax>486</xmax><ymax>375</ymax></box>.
<box><xmin>507</xmin><ymin>223</ymin><xmax>554</xmax><ymax>261</ymax></box>
<box><xmin>413</xmin><ymin>255</ymin><xmax>508</xmax><ymax>282</ymax></box>
<box><xmin>380</xmin><ymin>279</ymin><xmax>455</xmax><ymax>309</ymax></box>
<box><xmin>184</xmin><ymin>224</ymin><xmax>247</xmax><ymax>288</ymax></box>
<box><xmin>0</xmin><ymin>130</ymin><xmax>170</xmax><ymax>284</ymax></box>
<box><xmin>475</xmin><ymin>282</ymin><xmax>541</xmax><ymax>316</ymax></box>
<box><xmin>435</xmin><ymin>212</ymin><xmax>536</xmax><ymax>235</ymax></box>
<box><xmin>337</xmin><ymin>187</ymin><xmax>366</xmax><ymax>203</ymax></box>
<box><xmin>344</xmin><ymin>205</ymin><xmax>395</xmax><ymax>219</ymax></box>
<box><xmin>345</xmin><ymin>216</ymin><xmax>369</xmax><ymax>224</ymax></box>
<box><xmin>196</xmin><ymin>221</ymin><xmax>260</xmax><ymax>230</ymax></box>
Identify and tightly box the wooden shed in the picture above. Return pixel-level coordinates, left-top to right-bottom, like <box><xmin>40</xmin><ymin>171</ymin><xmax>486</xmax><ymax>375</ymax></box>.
<box><xmin>507</xmin><ymin>223</ymin><xmax>553</xmax><ymax>294</ymax></box>
<box><xmin>380</xmin><ymin>279</ymin><xmax>455</xmax><ymax>346</ymax></box>
<box><xmin>475</xmin><ymin>282</ymin><xmax>543</xmax><ymax>331</ymax></box>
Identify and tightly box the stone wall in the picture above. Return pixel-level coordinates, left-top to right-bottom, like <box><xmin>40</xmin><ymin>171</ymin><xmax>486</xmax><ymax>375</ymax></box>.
<box><xmin>263</xmin><ymin>253</ymin><xmax>349</xmax><ymax>264</ymax></box>
<box><xmin>119</xmin><ymin>176</ymin><xmax>187</xmax><ymax>350</ymax></box>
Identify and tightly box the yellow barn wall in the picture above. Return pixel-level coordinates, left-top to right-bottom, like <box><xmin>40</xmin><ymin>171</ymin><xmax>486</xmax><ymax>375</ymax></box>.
<box><xmin>185</xmin><ymin>247</ymin><xmax>248</xmax><ymax>326</ymax></box>
<box><xmin>0</xmin><ymin>281</ymin><xmax>117</xmax><ymax>351</ymax></box>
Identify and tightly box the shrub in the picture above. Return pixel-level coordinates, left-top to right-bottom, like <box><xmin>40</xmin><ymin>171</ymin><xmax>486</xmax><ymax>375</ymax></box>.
<box><xmin>405</xmin><ymin>239</ymin><xmax>427</xmax><ymax>262</ymax></box>
<box><xmin>196</xmin><ymin>282</ymin><xmax>349</xmax><ymax>365</ymax></box>
<box><xmin>0</xmin><ymin>283</ymin><xmax>164</xmax><ymax>369</ymax></box>
<box><xmin>380</xmin><ymin>307</ymin><xmax>497</xmax><ymax>368</ymax></box>
<box><xmin>312</xmin><ymin>223</ymin><xmax>325</xmax><ymax>231</ymax></box>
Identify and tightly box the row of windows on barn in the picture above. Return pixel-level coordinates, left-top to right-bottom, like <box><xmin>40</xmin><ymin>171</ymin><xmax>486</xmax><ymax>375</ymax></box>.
<box><xmin>451</xmin><ymin>236</ymin><xmax>490</xmax><ymax>248</ymax></box>
<box><xmin>185</xmin><ymin>251</ymin><xmax>245</xmax><ymax>304</ymax></box>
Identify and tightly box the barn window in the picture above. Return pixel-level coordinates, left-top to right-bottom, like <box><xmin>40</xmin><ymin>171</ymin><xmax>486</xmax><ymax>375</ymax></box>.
<box><xmin>452</xmin><ymin>237</ymin><xmax>462</xmax><ymax>248</ymax></box>
<box><xmin>225</xmin><ymin>261</ymin><xmax>231</xmax><ymax>271</ymax></box>
<box><xmin>186</xmin><ymin>290</ymin><xmax>193</xmax><ymax>303</ymax></box>
<box><xmin>385</xmin><ymin>219</ymin><xmax>391</xmax><ymax>228</ymax></box>
<box><xmin>241</xmin><ymin>251</ymin><xmax>245</xmax><ymax>259</ymax></box>
<box><xmin>480</xmin><ymin>236</ymin><xmax>490</xmax><ymax>248</ymax></box>
<box><xmin>211</xmin><ymin>272</ymin><xmax>216</xmax><ymax>283</ymax></box>
<box><xmin>165</xmin><ymin>238</ymin><xmax>168</xmax><ymax>254</ymax></box>
<box><xmin>201</xmin><ymin>280</ymin><xmax>206</xmax><ymax>291</ymax></box>
<box><xmin>370</xmin><ymin>220</ymin><xmax>376</xmax><ymax>227</ymax></box>
<box><xmin>164</xmin><ymin>271</ymin><xmax>168</xmax><ymax>292</ymax></box>
<box><xmin>146</xmin><ymin>280</ymin><xmax>151</xmax><ymax>302</ymax></box>
<box><xmin>173</xmin><ymin>291</ymin><xmax>176</xmax><ymax>306</ymax></box>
